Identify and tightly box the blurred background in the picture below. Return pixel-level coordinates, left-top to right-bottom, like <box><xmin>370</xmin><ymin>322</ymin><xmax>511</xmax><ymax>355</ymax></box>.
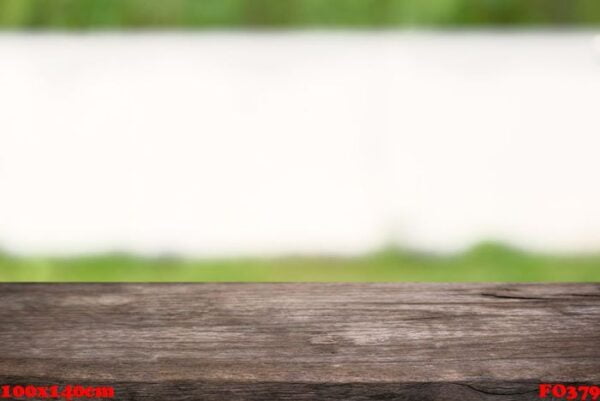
<box><xmin>1</xmin><ymin>0</ymin><xmax>600</xmax><ymax>281</ymax></box>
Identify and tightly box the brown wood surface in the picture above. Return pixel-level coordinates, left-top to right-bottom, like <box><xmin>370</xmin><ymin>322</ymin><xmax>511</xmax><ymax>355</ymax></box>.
<box><xmin>0</xmin><ymin>283</ymin><xmax>599</xmax><ymax>400</ymax></box>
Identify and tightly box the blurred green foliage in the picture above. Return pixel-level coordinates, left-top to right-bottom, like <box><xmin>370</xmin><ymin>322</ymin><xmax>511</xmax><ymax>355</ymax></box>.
<box><xmin>1</xmin><ymin>243</ymin><xmax>599</xmax><ymax>281</ymax></box>
<box><xmin>0</xmin><ymin>0</ymin><xmax>599</xmax><ymax>28</ymax></box>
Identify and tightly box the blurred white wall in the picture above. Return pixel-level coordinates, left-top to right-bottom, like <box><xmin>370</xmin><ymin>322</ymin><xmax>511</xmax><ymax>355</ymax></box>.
<box><xmin>1</xmin><ymin>32</ymin><xmax>599</xmax><ymax>256</ymax></box>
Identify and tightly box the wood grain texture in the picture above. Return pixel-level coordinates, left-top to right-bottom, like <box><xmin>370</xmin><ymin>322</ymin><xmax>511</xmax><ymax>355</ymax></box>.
<box><xmin>0</xmin><ymin>283</ymin><xmax>599</xmax><ymax>400</ymax></box>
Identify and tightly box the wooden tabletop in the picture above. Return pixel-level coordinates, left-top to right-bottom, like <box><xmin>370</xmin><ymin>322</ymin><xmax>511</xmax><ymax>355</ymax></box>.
<box><xmin>1</xmin><ymin>283</ymin><xmax>599</xmax><ymax>400</ymax></box>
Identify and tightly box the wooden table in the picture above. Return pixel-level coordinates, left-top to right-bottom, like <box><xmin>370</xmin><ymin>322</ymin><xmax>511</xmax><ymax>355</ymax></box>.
<box><xmin>1</xmin><ymin>283</ymin><xmax>599</xmax><ymax>400</ymax></box>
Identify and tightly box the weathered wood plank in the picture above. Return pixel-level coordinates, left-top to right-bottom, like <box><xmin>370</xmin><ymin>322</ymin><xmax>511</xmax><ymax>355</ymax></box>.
<box><xmin>0</xmin><ymin>283</ymin><xmax>599</xmax><ymax>400</ymax></box>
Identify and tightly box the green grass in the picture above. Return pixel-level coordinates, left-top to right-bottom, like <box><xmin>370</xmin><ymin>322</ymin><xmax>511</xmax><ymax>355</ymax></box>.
<box><xmin>0</xmin><ymin>0</ymin><xmax>600</xmax><ymax>29</ymax></box>
<box><xmin>1</xmin><ymin>243</ymin><xmax>599</xmax><ymax>282</ymax></box>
